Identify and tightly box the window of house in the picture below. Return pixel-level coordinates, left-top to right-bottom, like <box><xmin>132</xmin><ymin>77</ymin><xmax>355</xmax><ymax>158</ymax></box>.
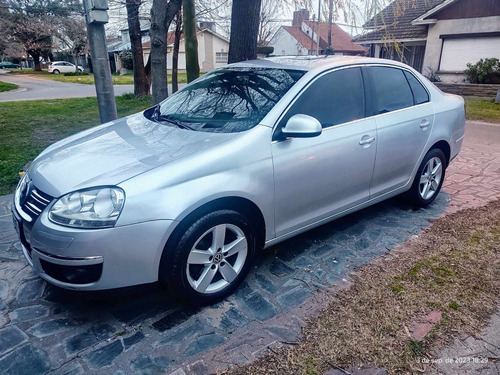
<box><xmin>403</xmin><ymin>71</ymin><xmax>429</xmax><ymax>105</ymax></box>
<box><xmin>279</xmin><ymin>67</ymin><xmax>365</xmax><ymax>130</ymax></box>
<box><xmin>216</xmin><ymin>52</ymin><xmax>228</xmax><ymax>63</ymax></box>
<box><xmin>367</xmin><ymin>66</ymin><xmax>414</xmax><ymax>114</ymax></box>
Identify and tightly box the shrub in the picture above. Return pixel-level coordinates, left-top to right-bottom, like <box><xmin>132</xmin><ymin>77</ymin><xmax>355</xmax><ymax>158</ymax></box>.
<box><xmin>464</xmin><ymin>58</ymin><xmax>500</xmax><ymax>84</ymax></box>
<box><xmin>425</xmin><ymin>67</ymin><xmax>441</xmax><ymax>82</ymax></box>
<box><xmin>63</xmin><ymin>71</ymin><xmax>89</xmax><ymax>76</ymax></box>
<box><xmin>119</xmin><ymin>50</ymin><xmax>134</xmax><ymax>70</ymax></box>
<box><xmin>256</xmin><ymin>46</ymin><xmax>274</xmax><ymax>56</ymax></box>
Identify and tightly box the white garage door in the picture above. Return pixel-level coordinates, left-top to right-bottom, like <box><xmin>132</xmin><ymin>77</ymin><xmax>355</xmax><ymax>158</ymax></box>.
<box><xmin>440</xmin><ymin>37</ymin><xmax>500</xmax><ymax>71</ymax></box>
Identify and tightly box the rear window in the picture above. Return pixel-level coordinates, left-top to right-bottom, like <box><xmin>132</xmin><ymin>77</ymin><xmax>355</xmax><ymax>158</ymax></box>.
<box><xmin>156</xmin><ymin>68</ymin><xmax>305</xmax><ymax>133</ymax></box>
<box><xmin>404</xmin><ymin>71</ymin><xmax>430</xmax><ymax>105</ymax></box>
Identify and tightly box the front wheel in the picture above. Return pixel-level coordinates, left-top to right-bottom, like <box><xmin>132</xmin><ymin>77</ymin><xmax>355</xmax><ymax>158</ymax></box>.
<box><xmin>159</xmin><ymin>209</ymin><xmax>256</xmax><ymax>305</ymax></box>
<box><xmin>406</xmin><ymin>148</ymin><xmax>446</xmax><ymax>207</ymax></box>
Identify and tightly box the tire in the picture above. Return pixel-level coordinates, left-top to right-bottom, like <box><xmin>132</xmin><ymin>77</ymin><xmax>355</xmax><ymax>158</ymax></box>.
<box><xmin>78</xmin><ymin>69</ymin><xmax>83</xmax><ymax>72</ymax></box>
<box><xmin>406</xmin><ymin>148</ymin><xmax>446</xmax><ymax>207</ymax></box>
<box><xmin>159</xmin><ymin>209</ymin><xmax>256</xmax><ymax>305</ymax></box>
<box><xmin>53</xmin><ymin>69</ymin><xmax>60</xmax><ymax>74</ymax></box>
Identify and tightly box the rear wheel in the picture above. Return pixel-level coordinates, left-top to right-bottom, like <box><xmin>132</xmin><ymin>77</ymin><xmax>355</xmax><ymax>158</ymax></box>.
<box><xmin>159</xmin><ymin>209</ymin><xmax>256</xmax><ymax>305</ymax></box>
<box><xmin>53</xmin><ymin>69</ymin><xmax>60</xmax><ymax>74</ymax></box>
<box><xmin>406</xmin><ymin>148</ymin><xmax>446</xmax><ymax>207</ymax></box>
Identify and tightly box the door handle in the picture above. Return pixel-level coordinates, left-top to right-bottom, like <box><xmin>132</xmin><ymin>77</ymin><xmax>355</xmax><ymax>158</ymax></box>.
<box><xmin>359</xmin><ymin>136</ymin><xmax>376</xmax><ymax>146</ymax></box>
<box><xmin>420</xmin><ymin>120</ymin><xmax>431</xmax><ymax>128</ymax></box>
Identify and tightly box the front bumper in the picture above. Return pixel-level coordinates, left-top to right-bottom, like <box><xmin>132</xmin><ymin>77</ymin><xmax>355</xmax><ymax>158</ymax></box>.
<box><xmin>12</xmin><ymin>202</ymin><xmax>177</xmax><ymax>290</ymax></box>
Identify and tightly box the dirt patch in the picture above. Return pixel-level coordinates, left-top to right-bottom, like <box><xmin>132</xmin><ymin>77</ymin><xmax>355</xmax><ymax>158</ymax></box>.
<box><xmin>223</xmin><ymin>200</ymin><xmax>500</xmax><ymax>375</ymax></box>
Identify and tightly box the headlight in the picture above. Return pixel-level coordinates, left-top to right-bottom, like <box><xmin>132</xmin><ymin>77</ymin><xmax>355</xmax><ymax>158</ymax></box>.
<box><xmin>49</xmin><ymin>187</ymin><xmax>125</xmax><ymax>228</ymax></box>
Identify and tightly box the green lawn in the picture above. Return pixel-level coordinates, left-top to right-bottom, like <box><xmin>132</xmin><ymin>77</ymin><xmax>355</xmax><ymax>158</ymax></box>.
<box><xmin>465</xmin><ymin>98</ymin><xmax>500</xmax><ymax>123</ymax></box>
<box><xmin>0</xmin><ymin>81</ymin><xmax>18</xmax><ymax>92</ymax></box>
<box><xmin>7</xmin><ymin>69</ymin><xmax>189</xmax><ymax>85</ymax></box>
<box><xmin>0</xmin><ymin>95</ymin><xmax>152</xmax><ymax>195</ymax></box>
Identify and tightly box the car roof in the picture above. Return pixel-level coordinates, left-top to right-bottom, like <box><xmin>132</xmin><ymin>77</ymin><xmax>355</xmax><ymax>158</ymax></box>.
<box><xmin>227</xmin><ymin>55</ymin><xmax>413</xmax><ymax>73</ymax></box>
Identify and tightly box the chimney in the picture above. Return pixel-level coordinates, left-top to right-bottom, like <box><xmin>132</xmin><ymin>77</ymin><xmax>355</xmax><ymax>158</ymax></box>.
<box><xmin>292</xmin><ymin>9</ymin><xmax>309</xmax><ymax>28</ymax></box>
<box><xmin>199</xmin><ymin>21</ymin><xmax>216</xmax><ymax>32</ymax></box>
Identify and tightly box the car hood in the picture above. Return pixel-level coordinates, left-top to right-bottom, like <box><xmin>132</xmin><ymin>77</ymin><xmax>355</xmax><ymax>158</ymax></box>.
<box><xmin>30</xmin><ymin>113</ymin><xmax>235</xmax><ymax>197</ymax></box>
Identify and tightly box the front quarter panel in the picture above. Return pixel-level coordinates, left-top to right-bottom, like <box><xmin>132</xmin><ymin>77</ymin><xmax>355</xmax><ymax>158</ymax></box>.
<box><xmin>116</xmin><ymin>125</ymin><xmax>275</xmax><ymax>241</ymax></box>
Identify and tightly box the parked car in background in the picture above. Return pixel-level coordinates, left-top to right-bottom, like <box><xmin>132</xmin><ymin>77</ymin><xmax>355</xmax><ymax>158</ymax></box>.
<box><xmin>48</xmin><ymin>61</ymin><xmax>84</xmax><ymax>74</ymax></box>
<box><xmin>0</xmin><ymin>62</ymin><xmax>20</xmax><ymax>69</ymax></box>
<box><xmin>12</xmin><ymin>56</ymin><xmax>465</xmax><ymax>305</ymax></box>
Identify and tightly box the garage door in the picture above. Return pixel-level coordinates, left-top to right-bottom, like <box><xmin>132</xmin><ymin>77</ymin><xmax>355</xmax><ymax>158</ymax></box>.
<box><xmin>440</xmin><ymin>37</ymin><xmax>500</xmax><ymax>71</ymax></box>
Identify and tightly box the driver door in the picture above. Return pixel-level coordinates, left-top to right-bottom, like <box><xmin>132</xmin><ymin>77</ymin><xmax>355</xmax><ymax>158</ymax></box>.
<box><xmin>272</xmin><ymin>67</ymin><xmax>377</xmax><ymax>237</ymax></box>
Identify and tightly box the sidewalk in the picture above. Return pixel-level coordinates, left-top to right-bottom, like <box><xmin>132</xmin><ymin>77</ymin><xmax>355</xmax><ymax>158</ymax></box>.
<box><xmin>429</xmin><ymin>309</ymin><xmax>500</xmax><ymax>374</ymax></box>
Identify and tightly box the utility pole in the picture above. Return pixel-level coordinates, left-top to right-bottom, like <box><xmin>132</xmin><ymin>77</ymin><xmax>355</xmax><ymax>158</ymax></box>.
<box><xmin>316</xmin><ymin>0</ymin><xmax>321</xmax><ymax>56</ymax></box>
<box><xmin>83</xmin><ymin>0</ymin><xmax>117</xmax><ymax>123</ymax></box>
<box><xmin>310</xmin><ymin>14</ymin><xmax>315</xmax><ymax>55</ymax></box>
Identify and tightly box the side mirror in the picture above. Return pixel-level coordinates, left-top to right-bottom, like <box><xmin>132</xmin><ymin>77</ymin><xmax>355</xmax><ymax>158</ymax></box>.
<box><xmin>281</xmin><ymin>114</ymin><xmax>322</xmax><ymax>139</ymax></box>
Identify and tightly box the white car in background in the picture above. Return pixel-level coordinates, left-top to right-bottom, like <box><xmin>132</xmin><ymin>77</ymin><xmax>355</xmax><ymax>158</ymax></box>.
<box><xmin>48</xmin><ymin>61</ymin><xmax>84</xmax><ymax>74</ymax></box>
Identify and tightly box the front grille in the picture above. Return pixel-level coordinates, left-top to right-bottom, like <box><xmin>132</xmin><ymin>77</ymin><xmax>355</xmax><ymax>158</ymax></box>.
<box><xmin>21</xmin><ymin>187</ymin><xmax>53</xmax><ymax>220</ymax></box>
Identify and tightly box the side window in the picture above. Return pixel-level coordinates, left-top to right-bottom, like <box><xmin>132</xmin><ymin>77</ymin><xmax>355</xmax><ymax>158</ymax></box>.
<box><xmin>280</xmin><ymin>67</ymin><xmax>365</xmax><ymax>129</ymax></box>
<box><xmin>404</xmin><ymin>71</ymin><xmax>430</xmax><ymax>105</ymax></box>
<box><xmin>368</xmin><ymin>66</ymin><xmax>414</xmax><ymax>114</ymax></box>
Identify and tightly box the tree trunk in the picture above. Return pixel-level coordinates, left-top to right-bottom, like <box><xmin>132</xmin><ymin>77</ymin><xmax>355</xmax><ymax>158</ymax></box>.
<box><xmin>172</xmin><ymin>10</ymin><xmax>182</xmax><ymax>93</ymax></box>
<box><xmin>328</xmin><ymin>0</ymin><xmax>333</xmax><ymax>49</ymax></box>
<box><xmin>73</xmin><ymin>54</ymin><xmax>78</xmax><ymax>71</ymax></box>
<box><xmin>183</xmin><ymin>0</ymin><xmax>199</xmax><ymax>83</ymax></box>
<box><xmin>145</xmin><ymin>54</ymin><xmax>151</xmax><ymax>87</ymax></box>
<box><xmin>150</xmin><ymin>0</ymin><xmax>182</xmax><ymax>104</ymax></box>
<box><xmin>126</xmin><ymin>0</ymin><xmax>150</xmax><ymax>96</ymax></box>
<box><xmin>228</xmin><ymin>0</ymin><xmax>262</xmax><ymax>64</ymax></box>
<box><xmin>29</xmin><ymin>50</ymin><xmax>41</xmax><ymax>71</ymax></box>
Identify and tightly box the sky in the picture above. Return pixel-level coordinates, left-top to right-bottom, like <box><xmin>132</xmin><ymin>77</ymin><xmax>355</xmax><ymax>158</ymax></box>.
<box><xmin>105</xmin><ymin>0</ymin><xmax>388</xmax><ymax>38</ymax></box>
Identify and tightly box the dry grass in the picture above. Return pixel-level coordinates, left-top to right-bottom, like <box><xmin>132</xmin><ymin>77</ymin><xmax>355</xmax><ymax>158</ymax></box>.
<box><xmin>225</xmin><ymin>200</ymin><xmax>500</xmax><ymax>375</ymax></box>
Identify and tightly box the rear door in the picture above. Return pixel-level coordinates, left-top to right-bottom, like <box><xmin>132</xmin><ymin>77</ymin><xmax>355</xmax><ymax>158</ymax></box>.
<box><xmin>272</xmin><ymin>67</ymin><xmax>377</xmax><ymax>236</ymax></box>
<box><xmin>367</xmin><ymin>66</ymin><xmax>433</xmax><ymax>197</ymax></box>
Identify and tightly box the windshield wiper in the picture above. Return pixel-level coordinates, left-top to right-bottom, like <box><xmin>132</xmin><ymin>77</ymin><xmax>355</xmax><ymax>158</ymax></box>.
<box><xmin>157</xmin><ymin>115</ymin><xmax>196</xmax><ymax>131</ymax></box>
<box><xmin>150</xmin><ymin>105</ymin><xmax>196</xmax><ymax>131</ymax></box>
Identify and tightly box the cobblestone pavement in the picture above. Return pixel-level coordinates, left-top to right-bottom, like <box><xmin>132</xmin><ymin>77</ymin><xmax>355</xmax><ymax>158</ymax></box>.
<box><xmin>0</xmin><ymin>120</ymin><xmax>499</xmax><ymax>375</ymax></box>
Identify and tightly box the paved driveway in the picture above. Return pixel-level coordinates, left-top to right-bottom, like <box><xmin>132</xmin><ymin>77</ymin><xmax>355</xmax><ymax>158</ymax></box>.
<box><xmin>0</xmin><ymin>121</ymin><xmax>499</xmax><ymax>375</ymax></box>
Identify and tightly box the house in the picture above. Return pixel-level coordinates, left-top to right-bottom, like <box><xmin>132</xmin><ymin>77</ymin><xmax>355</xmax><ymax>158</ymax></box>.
<box><xmin>107</xmin><ymin>22</ymin><xmax>230</xmax><ymax>74</ymax></box>
<box><xmin>269</xmin><ymin>9</ymin><xmax>367</xmax><ymax>56</ymax></box>
<box><xmin>354</xmin><ymin>0</ymin><xmax>500</xmax><ymax>83</ymax></box>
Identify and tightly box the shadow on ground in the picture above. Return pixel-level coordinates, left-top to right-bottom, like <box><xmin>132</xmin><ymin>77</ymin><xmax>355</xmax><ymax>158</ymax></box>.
<box><xmin>0</xmin><ymin>193</ymin><xmax>449</xmax><ymax>374</ymax></box>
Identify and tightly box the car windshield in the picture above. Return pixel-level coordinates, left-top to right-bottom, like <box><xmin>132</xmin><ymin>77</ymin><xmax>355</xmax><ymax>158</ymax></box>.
<box><xmin>153</xmin><ymin>67</ymin><xmax>305</xmax><ymax>133</ymax></box>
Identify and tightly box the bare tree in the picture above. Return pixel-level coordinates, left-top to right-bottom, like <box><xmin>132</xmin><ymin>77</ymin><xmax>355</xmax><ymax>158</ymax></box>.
<box><xmin>126</xmin><ymin>0</ymin><xmax>150</xmax><ymax>96</ymax></box>
<box><xmin>150</xmin><ymin>0</ymin><xmax>182</xmax><ymax>104</ymax></box>
<box><xmin>183</xmin><ymin>0</ymin><xmax>200</xmax><ymax>82</ymax></box>
<box><xmin>172</xmin><ymin>10</ymin><xmax>182</xmax><ymax>93</ymax></box>
<box><xmin>57</xmin><ymin>17</ymin><xmax>87</xmax><ymax>71</ymax></box>
<box><xmin>228</xmin><ymin>0</ymin><xmax>262</xmax><ymax>63</ymax></box>
<box><xmin>258</xmin><ymin>0</ymin><xmax>281</xmax><ymax>45</ymax></box>
<box><xmin>6</xmin><ymin>0</ymin><xmax>81</xmax><ymax>70</ymax></box>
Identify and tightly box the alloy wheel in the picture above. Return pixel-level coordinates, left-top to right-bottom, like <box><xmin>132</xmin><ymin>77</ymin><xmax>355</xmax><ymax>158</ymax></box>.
<box><xmin>186</xmin><ymin>223</ymin><xmax>248</xmax><ymax>294</ymax></box>
<box><xmin>419</xmin><ymin>156</ymin><xmax>443</xmax><ymax>200</ymax></box>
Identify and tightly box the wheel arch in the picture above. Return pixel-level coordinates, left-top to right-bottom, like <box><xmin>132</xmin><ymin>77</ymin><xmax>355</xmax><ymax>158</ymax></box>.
<box><xmin>158</xmin><ymin>196</ymin><xmax>266</xmax><ymax>279</ymax></box>
<box><xmin>429</xmin><ymin>140</ymin><xmax>451</xmax><ymax>167</ymax></box>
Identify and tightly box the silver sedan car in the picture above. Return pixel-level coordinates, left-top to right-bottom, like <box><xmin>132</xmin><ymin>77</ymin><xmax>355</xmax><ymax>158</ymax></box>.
<box><xmin>12</xmin><ymin>57</ymin><xmax>465</xmax><ymax>304</ymax></box>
